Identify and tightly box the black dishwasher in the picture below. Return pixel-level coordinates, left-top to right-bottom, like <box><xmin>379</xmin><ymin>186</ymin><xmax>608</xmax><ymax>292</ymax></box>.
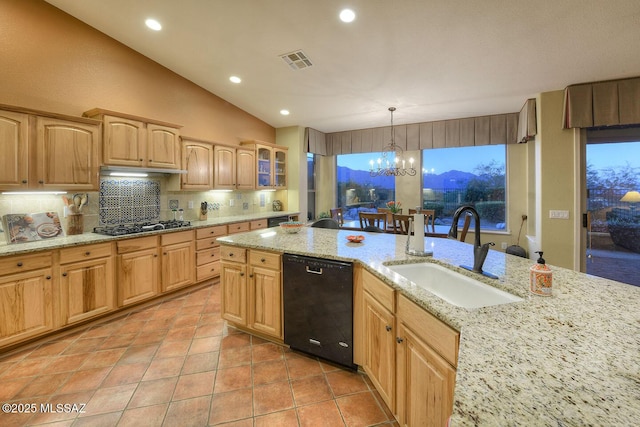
<box><xmin>283</xmin><ymin>254</ymin><xmax>355</xmax><ymax>369</ymax></box>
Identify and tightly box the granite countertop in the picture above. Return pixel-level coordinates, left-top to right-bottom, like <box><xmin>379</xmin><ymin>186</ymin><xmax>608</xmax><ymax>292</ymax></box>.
<box><xmin>217</xmin><ymin>226</ymin><xmax>640</xmax><ymax>426</ymax></box>
<box><xmin>0</xmin><ymin>211</ymin><xmax>299</xmax><ymax>257</ymax></box>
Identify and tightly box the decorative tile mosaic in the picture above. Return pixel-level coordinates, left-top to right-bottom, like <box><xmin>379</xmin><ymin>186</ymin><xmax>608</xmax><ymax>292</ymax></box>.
<box><xmin>99</xmin><ymin>178</ymin><xmax>161</xmax><ymax>225</ymax></box>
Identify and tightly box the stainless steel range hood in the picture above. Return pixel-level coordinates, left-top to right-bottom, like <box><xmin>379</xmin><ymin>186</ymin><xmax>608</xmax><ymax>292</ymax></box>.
<box><xmin>100</xmin><ymin>166</ymin><xmax>187</xmax><ymax>176</ymax></box>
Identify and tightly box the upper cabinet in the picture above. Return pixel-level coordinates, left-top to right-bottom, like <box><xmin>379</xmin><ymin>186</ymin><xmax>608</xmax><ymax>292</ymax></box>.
<box><xmin>181</xmin><ymin>139</ymin><xmax>214</xmax><ymax>190</ymax></box>
<box><xmin>241</xmin><ymin>140</ymin><xmax>287</xmax><ymax>189</ymax></box>
<box><xmin>84</xmin><ymin>109</ymin><xmax>181</xmax><ymax>170</ymax></box>
<box><xmin>214</xmin><ymin>145</ymin><xmax>256</xmax><ymax>190</ymax></box>
<box><xmin>0</xmin><ymin>106</ymin><xmax>100</xmax><ymax>192</ymax></box>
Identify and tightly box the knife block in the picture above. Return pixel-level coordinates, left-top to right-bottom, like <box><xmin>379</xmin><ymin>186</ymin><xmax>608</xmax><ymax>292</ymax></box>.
<box><xmin>199</xmin><ymin>211</ymin><xmax>208</xmax><ymax>221</ymax></box>
<box><xmin>67</xmin><ymin>213</ymin><xmax>84</xmax><ymax>235</ymax></box>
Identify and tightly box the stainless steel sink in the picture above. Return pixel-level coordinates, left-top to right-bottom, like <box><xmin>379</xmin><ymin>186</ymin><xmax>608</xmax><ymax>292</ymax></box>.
<box><xmin>385</xmin><ymin>262</ymin><xmax>523</xmax><ymax>309</ymax></box>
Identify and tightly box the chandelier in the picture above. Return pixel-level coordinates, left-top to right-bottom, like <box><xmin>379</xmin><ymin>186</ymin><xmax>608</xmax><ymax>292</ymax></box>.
<box><xmin>369</xmin><ymin>107</ymin><xmax>416</xmax><ymax>177</ymax></box>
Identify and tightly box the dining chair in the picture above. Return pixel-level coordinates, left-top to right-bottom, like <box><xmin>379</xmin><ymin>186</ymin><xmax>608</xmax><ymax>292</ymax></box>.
<box><xmin>391</xmin><ymin>214</ymin><xmax>413</xmax><ymax>234</ymax></box>
<box><xmin>310</xmin><ymin>218</ymin><xmax>340</xmax><ymax>229</ymax></box>
<box><xmin>458</xmin><ymin>212</ymin><xmax>472</xmax><ymax>242</ymax></box>
<box><xmin>359</xmin><ymin>212</ymin><xmax>387</xmax><ymax>231</ymax></box>
<box><xmin>330</xmin><ymin>208</ymin><xmax>344</xmax><ymax>226</ymax></box>
<box><xmin>408</xmin><ymin>209</ymin><xmax>436</xmax><ymax>233</ymax></box>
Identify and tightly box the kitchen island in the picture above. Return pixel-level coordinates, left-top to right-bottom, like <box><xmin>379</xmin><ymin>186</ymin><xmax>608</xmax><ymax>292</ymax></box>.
<box><xmin>217</xmin><ymin>226</ymin><xmax>640</xmax><ymax>426</ymax></box>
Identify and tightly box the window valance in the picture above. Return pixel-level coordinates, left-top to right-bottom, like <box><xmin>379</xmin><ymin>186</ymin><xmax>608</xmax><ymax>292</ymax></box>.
<box><xmin>562</xmin><ymin>76</ymin><xmax>640</xmax><ymax>129</ymax></box>
<box><xmin>306</xmin><ymin>112</ymin><xmax>520</xmax><ymax>156</ymax></box>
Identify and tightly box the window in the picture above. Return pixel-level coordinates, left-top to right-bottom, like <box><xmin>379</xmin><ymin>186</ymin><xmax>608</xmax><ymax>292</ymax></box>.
<box><xmin>336</xmin><ymin>153</ymin><xmax>395</xmax><ymax>220</ymax></box>
<box><xmin>307</xmin><ymin>153</ymin><xmax>316</xmax><ymax>220</ymax></box>
<box><xmin>422</xmin><ymin>145</ymin><xmax>506</xmax><ymax>230</ymax></box>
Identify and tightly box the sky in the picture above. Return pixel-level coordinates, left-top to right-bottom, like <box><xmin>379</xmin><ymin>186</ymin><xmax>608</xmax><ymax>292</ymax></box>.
<box><xmin>587</xmin><ymin>141</ymin><xmax>640</xmax><ymax>171</ymax></box>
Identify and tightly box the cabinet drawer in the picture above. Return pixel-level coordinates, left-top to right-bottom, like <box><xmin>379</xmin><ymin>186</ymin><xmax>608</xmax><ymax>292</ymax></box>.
<box><xmin>59</xmin><ymin>243</ymin><xmax>112</xmax><ymax>264</ymax></box>
<box><xmin>117</xmin><ymin>236</ymin><xmax>158</xmax><ymax>254</ymax></box>
<box><xmin>249</xmin><ymin>250</ymin><xmax>281</xmax><ymax>270</ymax></box>
<box><xmin>196</xmin><ymin>261</ymin><xmax>221</xmax><ymax>281</ymax></box>
<box><xmin>0</xmin><ymin>252</ymin><xmax>53</xmax><ymax>276</ymax></box>
<box><xmin>250</xmin><ymin>219</ymin><xmax>267</xmax><ymax>230</ymax></box>
<box><xmin>221</xmin><ymin>246</ymin><xmax>246</xmax><ymax>263</ymax></box>
<box><xmin>196</xmin><ymin>225</ymin><xmax>227</xmax><ymax>239</ymax></box>
<box><xmin>196</xmin><ymin>247</ymin><xmax>220</xmax><ymax>266</ymax></box>
<box><xmin>161</xmin><ymin>230</ymin><xmax>194</xmax><ymax>246</ymax></box>
<box><xmin>363</xmin><ymin>269</ymin><xmax>395</xmax><ymax>312</ymax></box>
<box><xmin>397</xmin><ymin>294</ymin><xmax>459</xmax><ymax>367</ymax></box>
<box><xmin>196</xmin><ymin>238</ymin><xmax>219</xmax><ymax>251</ymax></box>
<box><xmin>227</xmin><ymin>222</ymin><xmax>250</xmax><ymax>234</ymax></box>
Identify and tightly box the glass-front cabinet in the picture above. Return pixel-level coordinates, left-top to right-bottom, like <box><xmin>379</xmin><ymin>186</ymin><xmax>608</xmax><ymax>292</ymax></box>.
<box><xmin>242</xmin><ymin>140</ymin><xmax>288</xmax><ymax>189</ymax></box>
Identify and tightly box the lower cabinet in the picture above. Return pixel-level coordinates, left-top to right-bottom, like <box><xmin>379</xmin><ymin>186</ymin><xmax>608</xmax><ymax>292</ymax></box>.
<box><xmin>59</xmin><ymin>243</ymin><xmax>115</xmax><ymax>325</ymax></box>
<box><xmin>117</xmin><ymin>236</ymin><xmax>159</xmax><ymax>307</ymax></box>
<box><xmin>0</xmin><ymin>260</ymin><xmax>53</xmax><ymax>348</ymax></box>
<box><xmin>220</xmin><ymin>245</ymin><xmax>282</xmax><ymax>340</ymax></box>
<box><xmin>160</xmin><ymin>231</ymin><xmax>195</xmax><ymax>292</ymax></box>
<box><xmin>358</xmin><ymin>269</ymin><xmax>459</xmax><ymax>427</ymax></box>
<box><xmin>195</xmin><ymin>225</ymin><xmax>227</xmax><ymax>282</ymax></box>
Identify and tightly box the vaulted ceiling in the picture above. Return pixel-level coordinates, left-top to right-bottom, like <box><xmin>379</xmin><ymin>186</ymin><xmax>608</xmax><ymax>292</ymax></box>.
<box><xmin>45</xmin><ymin>0</ymin><xmax>640</xmax><ymax>133</ymax></box>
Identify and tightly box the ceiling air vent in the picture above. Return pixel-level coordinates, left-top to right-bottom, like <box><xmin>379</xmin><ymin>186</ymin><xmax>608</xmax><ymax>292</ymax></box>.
<box><xmin>280</xmin><ymin>50</ymin><xmax>313</xmax><ymax>70</ymax></box>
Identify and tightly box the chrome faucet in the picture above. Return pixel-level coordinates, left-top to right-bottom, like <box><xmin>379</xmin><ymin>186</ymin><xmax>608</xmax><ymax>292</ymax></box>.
<box><xmin>448</xmin><ymin>206</ymin><xmax>496</xmax><ymax>278</ymax></box>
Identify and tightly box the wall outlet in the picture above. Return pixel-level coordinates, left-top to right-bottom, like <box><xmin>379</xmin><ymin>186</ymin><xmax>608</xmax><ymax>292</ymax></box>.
<box><xmin>187</xmin><ymin>200</ymin><xmax>194</xmax><ymax>209</ymax></box>
<box><xmin>501</xmin><ymin>242</ymin><xmax>507</xmax><ymax>249</ymax></box>
<box><xmin>229</xmin><ymin>199</ymin><xmax>235</xmax><ymax>207</ymax></box>
<box><xmin>549</xmin><ymin>210</ymin><xmax>569</xmax><ymax>219</ymax></box>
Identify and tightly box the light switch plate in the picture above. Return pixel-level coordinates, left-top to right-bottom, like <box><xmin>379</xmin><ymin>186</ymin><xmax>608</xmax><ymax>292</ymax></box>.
<box><xmin>549</xmin><ymin>210</ymin><xmax>569</xmax><ymax>219</ymax></box>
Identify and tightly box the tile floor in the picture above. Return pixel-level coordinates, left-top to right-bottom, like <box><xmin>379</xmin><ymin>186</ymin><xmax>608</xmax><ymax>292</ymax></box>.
<box><xmin>0</xmin><ymin>283</ymin><xmax>397</xmax><ymax>426</ymax></box>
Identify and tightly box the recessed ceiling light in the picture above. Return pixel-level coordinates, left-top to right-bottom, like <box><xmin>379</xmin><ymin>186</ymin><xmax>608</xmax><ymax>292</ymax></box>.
<box><xmin>229</xmin><ymin>76</ymin><xmax>242</xmax><ymax>84</ymax></box>
<box><xmin>280</xmin><ymin>110</ymin><xmax>290</xmax><ymax>116</ymax></box>
<box><xmin>339</xmin><ymin>9</ymin><xmax>356</xmax><ymax>23</ymax></box>
<box><xmin>145</xmin><ymin>18</ymin><xmax>162</xmax><ymax>31</ymax></box>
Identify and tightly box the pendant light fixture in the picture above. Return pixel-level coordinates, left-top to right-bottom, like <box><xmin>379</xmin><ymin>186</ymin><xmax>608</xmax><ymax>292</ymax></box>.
<box><xmin>369</xmin><ymin>107</ymin><xmax>416</xmax><ymax>177</ymax></box>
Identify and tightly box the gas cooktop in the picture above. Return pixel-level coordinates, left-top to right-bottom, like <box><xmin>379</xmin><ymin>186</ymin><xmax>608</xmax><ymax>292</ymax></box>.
<box><xmin>93</xmin><ymin>220</ymin><xmax>191</xmax><ymax>236</ymax></box>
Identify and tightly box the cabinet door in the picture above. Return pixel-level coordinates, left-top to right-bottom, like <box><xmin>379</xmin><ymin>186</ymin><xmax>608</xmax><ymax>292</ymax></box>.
<box><xmin>274</xmin><ymin>148</ymin><xmax>287</xmax><ymax>188</ymax></box>
<box><xmin>256</xmin><ymin>145</ymin><xmax>273</xmax><ymax>188</ymax></box>
<box><xmin>0</xmin><ymin>269</ymin><xmax>53</xmax><ymax>347</ymax></box>
<box><xmin>147</xmin><ymin>124</ymin><xmax>180</xmax><ymax>169</ymax></box>
<box><xmin>103</xmin><ymin>115</ymin><xmax>146</xmax><ymax>167</ymax></box>
<box><xmin>35</xmin><ymin>117</ymin><xmax>100</xmax><ymax>190</ymax></box>
<box><xmin>0</xmin><ymin>110</ymin><xmax>29</xmax><ymax>190</ymax></box>
<box><xmin>182</xmin><ymin>141</ymin><xmax>214</xmax><ymax>190</ymax></box>
<box><xmin>363</xmin><ymin>292</ymin><xmax>396</xmax><ymax>410</ymax></box>
<box><xmin>214</xmin><ymin>145</ymin><xmax>236</xmax><ymax>189</ymax></box>
<box><xmin>161</xmin><ymin>241</ymin><xmax>194</xmax><ymax>292</ymax></box>
<box><xmin>235</xmin><ymin>148</ymin><xmax>255</xmax><ymax>190</ymax></box>
<box><xmin>61</xmin><ymin>257</ymin><xmax>114</xmax><ymax>325</ymax></box>
<box><xmin>118</xmin><ymin>248</ymin><xmax>159</xmax><ymax>306</ymax></box>
<box><xmin>396</xmin><ymin>322</ymin><xmax>456</xmax><ymax>427</ymax></box>
<box><xmin>221</xmin><ymin>261</ymin><xmax>247</xmax><ymax>326</ymax></box>
<box><xmin>249</xmin><ymin>265</ymin><xmax>282</xmax><ymax>339</ymax></box>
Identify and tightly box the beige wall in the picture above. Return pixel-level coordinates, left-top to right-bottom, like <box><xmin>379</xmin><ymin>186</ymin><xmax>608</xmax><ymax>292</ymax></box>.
<box><xmin>0</xmin><ymin>0</ymin><xmax>274</xmax><ymax>145</ymax></box>
<box><xmin>276</xmin><ymin>126</ymin><xmax>306</xmax><ymax>216</ymax></box>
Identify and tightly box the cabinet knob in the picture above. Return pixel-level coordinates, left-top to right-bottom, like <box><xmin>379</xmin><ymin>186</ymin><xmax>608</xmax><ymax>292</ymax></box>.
<box><xmin>85</xmin><ymin>251</ymin><xmax>91</xmax><ymax>256</ymax></box>
<box><xmin>62</xmin><ymin>272</ymin><xmax>67</xmax><ymax>277</ymax></box>
<box><xmin>249</xmin><ymin>274</ymin><xmax>253</xmax><ymax>278</ymax></box>
<box><xmin>396</xmin><ymin>337</ymin><xmax>404</xmax><ymax>344</ymax></box>
<box><xmin>229</xmin><ymin>253</ymin><xmax>234</xmax><ymax>257</ymax></box>
<box><xmin>38</xmin><ymin>180</ymin><xmax>44</xmax><ymax>184</ymax></box>
<box><xmin>154</xmin><ymin>254</ymin><xmax>158</xmax><ymax>257</ymax></box>
<box><xmin>21</xmin><ymin>179</ymin><xmax>27</xmax><ymax>184</ymax></box>
<box><xmin>386</xmin><ymin>325</ymin><xmax>392</xmax><ymax>332</ymax></box>
<box><xmin>17</xmin><ymin>262</ymin><xmax>23</xmax><ymax>267</ymax></box>
<box><xmin>163</xmin><ymin>252</ymin><xmax>167</xmax><ymax>255</ymax></box>
<box><xmin>260</xmin><ymin>258</ymin><xmax>266</xmax><ymax>263</ymax></box>
<box><xmin>46</xmin><ymin>276</ymin><xmax>51</xmax><ymax>280</ymax></box>
<box><xmin>240</xmin><ymin>272</ymin><xmax>244</xmax><ymax>276</ymax></box>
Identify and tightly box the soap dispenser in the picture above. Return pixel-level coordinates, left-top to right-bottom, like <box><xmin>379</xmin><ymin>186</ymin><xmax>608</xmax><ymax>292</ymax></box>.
<box><xmin>530</xmin><ymin>251</ymin><xmax>552</xmax><ymax>296</ymax></box>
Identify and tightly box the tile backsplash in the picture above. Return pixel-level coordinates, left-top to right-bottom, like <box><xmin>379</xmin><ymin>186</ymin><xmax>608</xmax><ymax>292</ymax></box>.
<box><xmin>0</xmin><ymin>176</ymin><xmax>288</xmax><ymax>239</ymax></box>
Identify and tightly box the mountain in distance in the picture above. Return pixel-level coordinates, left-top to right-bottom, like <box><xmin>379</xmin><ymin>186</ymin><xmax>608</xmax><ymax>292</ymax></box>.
<box><xmin>337</xmin><ymin>166</ymin><xmax>477</xmax><ymax>190</ymax></box>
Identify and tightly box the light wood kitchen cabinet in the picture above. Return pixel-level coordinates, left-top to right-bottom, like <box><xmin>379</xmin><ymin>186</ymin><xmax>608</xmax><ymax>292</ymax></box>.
<box><xmin>116</xmin><ymin>236</ymin><xmax>160</xmax><ymax>307</ymax></box>
<box><xmin>250</xmin><ymin>219</ymin><xmax>267</xmax><ymax>230</ymax></box>
<box><xmin>85</xmin><ymin>109</ymin><xmax>182</xmax><ymax>169</ymax></box>
<box><xmin>221</xmin><ymin>246</ymin><xmax>282</xmax><ymax>340</ymax></box>
<box><xmin>35</xmin><ymin>117</ymin><xmax>100</xmax><ymax>190</ymax></box>
<box><xmin>160</xmin><ymin>230</ymin><xmax>195</xmax><ymax>292</ymax></box>
<box><xmin>227</xmin><ymin>221</ymin><xmax>250</xmax><ymax>234</ymax></box>
<box><xmin>0</xmin><ymin>110</ymin><xmax>29</xmax><ymax>191</ymax></box>
<box><xmin>0</xmin><ymin>252</ymin><xmax>53</xmax><ymax>348</ymax></box>
<box><xmin>181</xmin><ymin>139</ymin><xmax>214</xmax><ymax>190</ymax></box>
<box><xmin>248</xmin><ymin>250</ymin><xmax>282</xmax><ymax>339</ymax></box>
<box><xmin>395</xmin><ymin>294</ymin><xmax>459</xmax><ymax>427</ymax></box>
<box><xmin>195</xmin><ymin>225</ymin><xmax>227</xmax><ymax>282</ymax></box>
<box><xmin>241</xmin><ymin>140</ymin><xmax>287</xmax><ymax>189</ymax></box>
<box><xmin>362</xmin><ymin>270</ymin><xmax>396</xmax><ymax>411</ymax></box>
<box><xmin>59</xmin><ymin>243</ymin><xmax>115</xmax><ymax>325</ymax></box>
<box><xmin>221</xmin><ymin>246</ymin><xmax>248</xmax><ymax>326</ymax></box>
<box><xmin>213</xmin><ymin>145</ymin><xmax>255</xmax><ymax>190</ymax></box>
